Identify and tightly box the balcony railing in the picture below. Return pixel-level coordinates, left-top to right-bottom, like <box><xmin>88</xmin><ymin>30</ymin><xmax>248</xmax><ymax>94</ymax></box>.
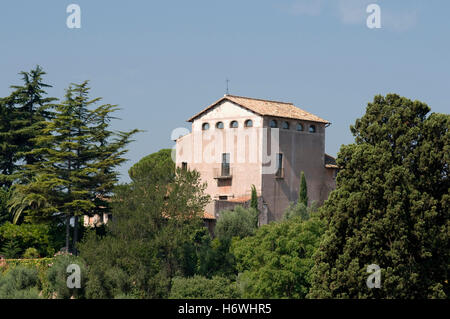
<box><xmin>213</xmin><ymin>166</ymin><xmax>233</xmax><ymax>179</ymax></box>
<box><xmin>275</xmin><ymin>167</ymin><xmax>284</xmax><ymax>179</ymax></box>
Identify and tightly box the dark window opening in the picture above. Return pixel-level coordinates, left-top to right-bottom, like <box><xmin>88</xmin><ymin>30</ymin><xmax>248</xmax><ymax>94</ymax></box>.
<box><xmin>230</xmin><ymin>121</ymin><xmax>238</xmax><ymax>128</ymax></box>
<box><xmin>222</xmin><ymin>153</ymin><xmax>230</xmax><ymax>176</ymax></box>
<box><xmin>244</xmin><ymin>119</ymin><xmax>253</xmax><ymax>127</ymax></box>
<box><xmin>216</xmin><ymin>122</ymin><xmax>224</xmax><ymax>129</ymax></box>
<box><xmin>269</xmin><ymin>120</ymin><xmax>278</xmax><ymax>128</ymax></box>
<box><xmin>276</xmin><ymin>153</ymin><xmax>283</xmax><ymax>177</ymax></box>
<box><xmin>202</xmin><ymin>123</ymin><xmax>210</xmax><ymax>130</ymax></box>
<box><xmin>181</xmin><ymin>162</ymin><xmax>187</xmax><ymax>170</ymax></box>
<box><xmin>309</xmin><ymin>125</ymin><xmax>316</xmax><ymax>133</ymax></box>
<box><xmin>282</xmin><ymin>121</ymin><xmax>290</xmax><ymax>129</ymax></box>
<box><xmin>297</xmin><ymin>123</ymin><xmax>304</xmax><ymax>131</ymax></box>
<box><xmin>219</xmin><ymin>195</ymin><xmax>228</xmax><ymax>200</ymax></box>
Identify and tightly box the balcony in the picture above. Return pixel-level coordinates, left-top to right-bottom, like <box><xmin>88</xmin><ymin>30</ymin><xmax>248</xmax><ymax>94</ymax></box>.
<box><xmin>213</xmin><ymin>166</ymin><xmax>233</xmax><ymax>179</ymax></box>
<box><xmin>275</xmin><ymin>167</ymin><xmax>284</xmax><ymax>179</ymax></box>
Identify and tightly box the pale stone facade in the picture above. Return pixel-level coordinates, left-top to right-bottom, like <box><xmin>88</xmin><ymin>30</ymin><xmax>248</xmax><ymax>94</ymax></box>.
<box><xmin>176</xmin><ymin>95</ymin><xmax>337</xmax><ymax>224</ymax></box>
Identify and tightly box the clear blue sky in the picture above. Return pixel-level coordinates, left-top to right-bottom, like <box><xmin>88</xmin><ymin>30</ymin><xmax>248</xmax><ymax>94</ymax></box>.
<box><xmin>1</xmin><ymin>0</ymin><xmax>449</xmax><ymax>182</ymax></box>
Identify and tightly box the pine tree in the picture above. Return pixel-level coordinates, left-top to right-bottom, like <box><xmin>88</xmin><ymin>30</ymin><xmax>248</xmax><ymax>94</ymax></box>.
<box><xmin>14</xmin><ymin>81</ymin><xmax>138</xmax><ymax>253</ymax></box>
<box><xmin>298</xmin><ymin>171</ymin><xmax>308</xmax><ymax>207</ymax></box>
<box><xmin>0</xmin><ymin>66</ymin><xmax>55</xmax><ymax>188</ymax></box>
<box><xmin>309</xmin><ymin>94</ymin><xmax>450</xmax><ymax>299</ymax></box>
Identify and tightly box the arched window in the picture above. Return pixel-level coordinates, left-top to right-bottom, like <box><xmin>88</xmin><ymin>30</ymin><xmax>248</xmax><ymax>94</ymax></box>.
<box><xmin>230</xmin><ymin>121</ymin><xmax>238</xmax><ymax>128</ymax></box>
<box><xmin>296</xmin><ymin>123</ymin><xmax>304</xmax><ymax>131</ymax></box>
<box><xmin>216</xmin><ymin>121</ymin><xmax>224</xmax><ymax>129</ymax></box>
<box><xmin>244</xmin><ymin>119</ymin><xmax>253</xmax><ymax>127</ymax></box>
<box><xmin>282</xmin><ymin>121</ymin><xmax>290</xmax><ymax>129</ymax></box>
<box><xmin>309</xmin><ymin>125</ymin><xmax>316</xmax><ymax>133</ymax></box>
<box><xmin>202</xmin><ymin>123</ymin><xmax>210</xmax><ymax>130</ymax></box>
<box><xmin>269</xmin><ymin>120</ymin><xmax>278</xmax><ymax>128</ymax></box>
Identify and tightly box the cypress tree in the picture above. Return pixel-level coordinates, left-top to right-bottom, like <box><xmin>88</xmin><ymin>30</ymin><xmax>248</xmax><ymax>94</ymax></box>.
<box><xmin>250</xmin><ymin>184</ymin><xmax>259</xmax><ymax>227</ymax></box>
<box><xmin>298</xmin><ymin>171</ymin><xmax>308</xmax><ymax>207</ymax></box>
<box><xmin>250</xmin><ymin>184</ymin><xmax>258</xmax><ymax>210</ymax></box>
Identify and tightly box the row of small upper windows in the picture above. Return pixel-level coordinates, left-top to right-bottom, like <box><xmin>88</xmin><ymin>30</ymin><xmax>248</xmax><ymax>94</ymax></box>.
<box><xmin>201</xmin><ymin>119</ymin><xmax>317</xmax><ymax>133</ymax></box>
<box><xmin>202</xmin><ymin>119</ymin><xmax>253</xmax><ymax>130</ymax></box>
<box><xmin>269</xmin><ymin>120</ymin><xmax>316</xmax><ymax>133</ymax></box>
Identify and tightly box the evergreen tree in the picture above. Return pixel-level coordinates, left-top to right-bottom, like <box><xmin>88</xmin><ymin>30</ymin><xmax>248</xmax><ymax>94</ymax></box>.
<box><xmin>13</xmin><ymin>81</ymin><xmax>138</xmax><ymax>254</ymax></box>
<box><xmin>309</xmin><ymin>94</ymin><xmax>450</xmax><ymax>298</ymax></box>
<box><xmin>299</xmin><ymin>171</ymin><xmax>308</xmax><ymax>207</ymax></box>
<box><xmin>250</xmin><ymin>184</ymin><xmax>259</xmax><ymax>227</ymax></box>
<box><xmin>250</xmin><ymin>185</ymin><xmax>258</xmax><ymax>210</ymax></box>
<box><xmin>0</xmin><ymin>66</ymin><xmax>55</xmax><ymax>188</ymax></box>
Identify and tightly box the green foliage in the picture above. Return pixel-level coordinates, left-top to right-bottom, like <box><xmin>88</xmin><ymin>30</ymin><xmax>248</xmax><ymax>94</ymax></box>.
<box><xmin>79</xmin><ymin>166</ymin><xmax>211</xmax><ymax>299</ymax></box>
<box><xmin>298</xmin><ymin>171</ymin><xmax>308</xmax><ymax>207</ymax></box>
<box><xmin>23</xmin><ymin>248</ymin><xmax>40</xmax><ymax>259</ymax></box>
<box><xmin>0</xmin><ymin>66</ymin><xmax>56</xmax><ymax>189</ymax></box>
<box><xmin>13</xmin><ymin>81</ymin><xmax>138</xmax><ymax>253</ymax></box>
<box><xmin>250</xmin><ymin>185</ymin><xmax>258</xmax><ymax>210</ymax></box>
<box><xmin>0</xmin><ymin>265</ymin><xmax>42</xmax><ymax>299</ymax></box>
<box><xmin>0</xmin><ymin>188</ymin><xmax>10</xmax><ymax>225</ymax></box>
<box><xmin>232</xmin><ymin>215</ymin><xmax>325</xmax><ymax>298</ymax></box>
<box><xmin>169</xmin><ymin>275</ymin><xmax>240</xmax><ymax>299</ymax></box>
<box><xmin>309</xmin><ymin>94</ymin><xmax>450</xmax><ymax>299</ymax></box>
<box><xmin>46</xmin><ymin>254</ymin><xmax>86</xmax><ymax>299</ymax></box>
<box><xmin>215</xmin><ymin>206</ymin><xmax>259</xmax><ymax>241</ymax></box>
<box><xmin>128</xmin><ymin>148</ymin><xmax>175</xmax><ymax>183</ymax></box>
<box><xmin>200</xmin><ymin>206</ymin><xmax>260</xmax><ymax>279</ymax></box>
<box><xmin>0</xmin><ymin>240</ymin><xmax>21</xmax><ymax>259</ymax></box>
<box><xmin>283</xmin><ymin>201</ymin><xmax>318</xmax><ymax>221</ymax></box>
<box><xmin>0</xmin><ymin>222</ymin><xmax>56</xmax><ymax>257</ymax></box>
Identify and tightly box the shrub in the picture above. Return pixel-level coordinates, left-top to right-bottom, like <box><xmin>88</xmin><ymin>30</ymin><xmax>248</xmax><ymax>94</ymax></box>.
<box><xmin>215</xmin><ymin>206</ymin><xmax>258</xmax><ymax>241</ymax></box>
<box><xmin>0</xmin><ymin>222</ymin><xmax>57</xmax><ymax>257</ymax></box>
<box><xmin>23</xmin><ymin>248</ymin><xmax>40</xmax><ymax>259</ymax></box>
<box><xmin>169</xmin><ymin>275</ymin><xmax>240</xmax><ymax>299</ymax></box>
<box><xmin>46</xmin><ymin>254</ymin><xmax>86</xmax><ymax>299</ymax></box>
<box><xmin>0</xmin><ymin>265</ymin><xmax>41</xmax><ymax>299</ymax></box>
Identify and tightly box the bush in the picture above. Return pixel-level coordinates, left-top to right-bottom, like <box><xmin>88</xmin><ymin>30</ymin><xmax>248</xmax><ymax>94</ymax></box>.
<box><xmin>283</xmin><ymin>201</ymin><xmax>318</xmax><ymax>221</ymax></box>
<box><xmin>23</xmin><ymin>248</ymin><xmax>40</xmax><ymax>259</ymax></box>
<box><xmin>169</xmin><ymin>275</ymin><xmax>240</xmax><ymax>299</ymax></box>
<box><xmin>215</xmin><ymin>206</ymin><xmax>258</xmax><ymax>241</ymax></box>
<box><xmin>0</xmin><ymin>222</ymin><xmax>57</xmax><ymax>257</ymax></box>
<box><xmin>0</xmin><ymin>265</ymin><xmax>41</xmax><ymax>299</ymax></box>
<box><xmin>46</xmin><ymin>254</ymin><xmax>86</xmax><ymax>299</ymax></box>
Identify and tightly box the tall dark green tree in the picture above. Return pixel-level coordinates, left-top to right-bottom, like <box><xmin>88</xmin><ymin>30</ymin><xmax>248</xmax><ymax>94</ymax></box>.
<box><xmin>298</xmin><ymin>171</ymin><xmax>308</xmax><ymax>207</ymax></box>
<box><xmin>0</xmin><ymin>66</ymin><xmax>55</xmax><ymax>188</ymax></box>
<box><xmin>309</xmin><ymin>94</ymin><xmax>450</xmax><ymax>299</ymax></box>
<box><xmin>250</xmin><ymin>185</ymin><xmax>258</xmax><ymax>210</ymax></box>
<box><xmin>250</xmin><ymin>184</ymin><xmax>259</xmax><ymax>227</ymax></box>
<box><xmin>12</xmin><ymin>81</ymin><xmax>138</xmax><ymax>253</ymax></box>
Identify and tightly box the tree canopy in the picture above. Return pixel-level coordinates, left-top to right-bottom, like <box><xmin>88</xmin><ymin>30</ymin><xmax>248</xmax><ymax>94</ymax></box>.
<box><xmin>309</xmin><ymin>94</ymin><xmax>450</xmax><ymax>298</ymax></box>
<box><xmin>232</xmin><ymin>215</ymin><xmax>324</xmax><ymax>298</ymax></box>
<box><xmin>128</xmin><ymin>148</ymin><xmax>174</xmax><ymax>183</ymax></box>
<box><xmin>79</xmin><ymin>167</ymin><xmax>211</xmax><ymax>298</ymax></box>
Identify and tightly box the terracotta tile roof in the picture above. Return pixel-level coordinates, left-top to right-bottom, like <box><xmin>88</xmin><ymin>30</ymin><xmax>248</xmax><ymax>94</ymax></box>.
<box><xmin>188</xmin><ymin>94</ymin><xmax>329</xmax><ymax>124</ymax></box>
<box><xmin>324</xmin><ymin>153</ymin><xmax>339</xmax><ymax>169</ymax></box>
<box><xmin>203</xmin><ymin>212</ymin><xmax>216</xmax><ymax>220</ymax></box>
<box><xmin>227</xmin><ymin>195</ymin><xmax>251</xmax><ymax>203</ymax></box>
